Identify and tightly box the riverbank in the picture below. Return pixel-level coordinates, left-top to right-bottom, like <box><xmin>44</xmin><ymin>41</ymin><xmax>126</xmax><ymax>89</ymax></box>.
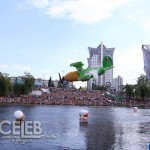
<box><xmin>0</xmin><ymin>88</ymin><xmax>150</xmax><ymax>108</ymax></box>
<box><xmin>0</xmin><ymin>96</ymin><xmax>111</xmax><ymax>106</ymax></box>
<box><xmin>0</xmin><ymin>98</ymin><xmax>149</xmax><ymax>108</ymax></box>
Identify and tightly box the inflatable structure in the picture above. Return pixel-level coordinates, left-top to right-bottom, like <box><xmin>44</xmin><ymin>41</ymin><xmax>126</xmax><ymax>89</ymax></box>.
<box><xmin>59</xmin><ymin>56</ymin><xmax>113</xmax><ymax>84</ymax></box>
<box><xmin>142</xmin><ymin>45</ymin><xmax>150</xmax><ymax>81</ymax></box>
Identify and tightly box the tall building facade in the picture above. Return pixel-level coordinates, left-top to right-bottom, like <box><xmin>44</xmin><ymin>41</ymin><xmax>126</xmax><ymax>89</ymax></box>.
<box><xmin>87</xmin><ymin>42</ymin><xmax>115</xmax><ymax>90</ymax></box>
<box><xmin>112</xmin><ymin>75</ymin><xmax>123</xmax><ymax>92</ymax></box>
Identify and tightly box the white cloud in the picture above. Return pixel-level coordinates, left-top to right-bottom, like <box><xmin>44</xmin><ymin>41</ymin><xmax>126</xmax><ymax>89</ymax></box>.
<box><xmin>0</xmin><ymin>64</ymin><xmax>8</xmax><ymax>69</ymax></box>
<box><xmin>12</xmin><ymin>65</ymin><xmax>31</xmax><ymax>72</ymax></box>
<box><xmin>124</xmin><ymin>8</ymin><xmax>150</xmax><ymax>30</ymax></box>
<box><xmin>27</xmin><ymin>0</ymin><xmax>49</xmax><ymax>9</ymax></box>
<box><xmin>114</xmin><ymin>47</ymin><xmax>145</xmax><ymax>85</ymax></box>
<box><xmin>25</xmin><ymin>0</ymin><xmax>133</xmax><ymax>24</ymax></box>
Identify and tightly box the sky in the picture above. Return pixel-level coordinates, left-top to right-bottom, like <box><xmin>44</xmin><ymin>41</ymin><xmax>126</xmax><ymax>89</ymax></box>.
<box><xmin>0</xmin><ymin>0</ymin><xmax>150</xmax><ymax>88</ymax></box>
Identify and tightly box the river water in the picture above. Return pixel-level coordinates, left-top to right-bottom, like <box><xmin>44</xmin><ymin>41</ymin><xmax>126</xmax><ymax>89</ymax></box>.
<box><xmin>0</xmin><ymin>104</ymin><xmax>150</xmax><ymax>150</ymax></box>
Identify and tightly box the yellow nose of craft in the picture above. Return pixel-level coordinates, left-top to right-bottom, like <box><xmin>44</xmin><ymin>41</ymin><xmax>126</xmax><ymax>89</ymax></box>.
<box><xmin>64</xmin><ymin>71</ymin><xmax>79</xmax><ymax>81</ymax></box>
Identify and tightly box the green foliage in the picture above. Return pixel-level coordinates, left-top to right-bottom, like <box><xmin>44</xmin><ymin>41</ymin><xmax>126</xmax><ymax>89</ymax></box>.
<box><xmin>123</xmin><ymin>74</ymin><xmax>150</xmax><ymax>100</ymax></box>
<box><xmin>23</xmin><ymin>72</ymin><xmax>35</xmax><ymax>94</ymax></box>
<box><xmin>13</xmin><ymin>72</ymin><xmax>35</xmax><ymax>95</ymax></box>
<box><xmin>57</xmin><ymin>81</ymin><xmax>63</xmax><ymax>88</ymax></box>
<box><xmin>13</xmin><ymin>83</ymin><xmax>26</xmax><ymax>95</ymax></box>
<box><xmin>123</xmin><ymin>84</ymin><xmax>133</xmax><ymax>99</ymax></box>
<box><xmin>134</xmin><ymin>87</ymin><xmax>141</xmax><ymax>98</ymax></box>
<box><xmin>48</xmin><ymin>76</ymin><xmax>54</xmax><ymax>87</ymax></box>
<box><xmin>136</xmin><ymin>74</ymin><xmax>150</xmax><ymax>99</ymax></box>
<box><xmin>0</xmin><ymin>73</ymin><xmax>12</xmax><ymax>96</ymax></box>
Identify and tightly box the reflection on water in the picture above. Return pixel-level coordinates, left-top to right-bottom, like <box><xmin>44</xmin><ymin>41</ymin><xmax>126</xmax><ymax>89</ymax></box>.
<box><xmin>83</xmin><ymin>108</ymin><xmax>115</xmax><ymax>150</ymax></box>
<box><xmin>0</xmin><ymin>104</ymin><xmax>149</xmax><ymax>150</ymax></box>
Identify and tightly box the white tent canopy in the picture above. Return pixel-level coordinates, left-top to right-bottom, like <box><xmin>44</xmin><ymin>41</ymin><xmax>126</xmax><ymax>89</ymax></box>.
<box><xmin>30</xmin><ymin>90</ymin><xmax>42</xmax><ymax>96</ymax></box>
<box><xmin>41</xmin><ymin>88</ymin><xmax>50</xmax><ymax>94</ymax></box>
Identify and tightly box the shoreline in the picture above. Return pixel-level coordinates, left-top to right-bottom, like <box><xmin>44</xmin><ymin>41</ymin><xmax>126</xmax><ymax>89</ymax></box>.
<box><xmin>0</xmin><ymin>88</ymin><xmax>150</xmax><ymax>109</ymax></box>
<box><xmin>0</xmin><ymin>101</ymin><xmax>149</xmax><ymax>109</ymax></box>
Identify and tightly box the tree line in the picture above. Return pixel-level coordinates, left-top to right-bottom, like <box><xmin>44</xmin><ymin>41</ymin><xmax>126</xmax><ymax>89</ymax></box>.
<box><xmin>0</xmin><ymin>72</ymin><xmax>71</xmax><ymax>96</ymax></box>
<box><xmin>0</xmin><ymin>71</ymin><xmax>150</xmax><ymax>100</ymax></box>
<box><xmin>0</xmin><ymin>72</ymin><xmax>35</xmax><ymax>96</ymax></box>
<box><xmin>123</xmin><ymin>74</ymin><xmax>150</xmax><ymax>100</ymax></box>
<box><xmin>0</xmin><ymin>72</ymin><xmax>12</xmax><ymax>96</ymax></box>
<box><xmin>91</xmin><ymin>74</ymin><xmax>150</xmax><ymax>100</ymax></box>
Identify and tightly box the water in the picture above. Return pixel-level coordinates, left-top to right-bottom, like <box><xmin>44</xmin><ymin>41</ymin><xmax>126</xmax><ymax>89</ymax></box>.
<box><xmin>0</xmin><ymin>104</ymin><xmax>150</xmax><ymax>150</ymax></box>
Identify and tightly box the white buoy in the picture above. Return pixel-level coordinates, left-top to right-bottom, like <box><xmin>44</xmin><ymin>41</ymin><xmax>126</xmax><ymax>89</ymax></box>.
<box><xmin>79</xmin><ymin>110</ymin><xmax>88</xmax><ymax>123</ymax></box>
<box><xmin>14</xmin><ymin>110</ymin><xmax>24</xmax><ymax>121</ymax></box>
<box><xmin>134</xmin><ymin>107</ymin><xmax>138</xmax><ymax>112</ymax></box>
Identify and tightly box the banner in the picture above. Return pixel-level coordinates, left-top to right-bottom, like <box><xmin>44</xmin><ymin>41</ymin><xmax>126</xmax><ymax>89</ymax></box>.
<box><xmin>142</xmin><ymin>45</ymin><xmax>150</xmax><ymax>81</ymax></box>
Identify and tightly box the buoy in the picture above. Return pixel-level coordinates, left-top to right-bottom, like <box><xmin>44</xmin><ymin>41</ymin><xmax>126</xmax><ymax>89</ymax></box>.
<box><xmin>133</xmin><ymin>107</ymin><xmax>138</xmax><ymax>112</ymax></box>
<box><xmin>14</xmin><ymin>110</ymin><xmax>24</xmax><ymax>121</ymax></box>
<box><xmin>79</xmin><ymin>110</ymin><xmax>88</xmax><ymax>123</ymax></box>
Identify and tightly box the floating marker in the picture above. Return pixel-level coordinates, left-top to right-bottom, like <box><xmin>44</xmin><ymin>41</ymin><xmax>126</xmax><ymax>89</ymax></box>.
<box><xmin>14</xmin><ymin>110</ymin><xmax>24</xmax><ymax>121</ymax></box>
<box><xmin>134</xmin><ymin>107</ymin><xmax>138</xmax><ymax>112</ymax></box>
<box><xmin>79</xmin><ymin>110</ymin><xmax>88</xmax><ymax>123</ymax></box>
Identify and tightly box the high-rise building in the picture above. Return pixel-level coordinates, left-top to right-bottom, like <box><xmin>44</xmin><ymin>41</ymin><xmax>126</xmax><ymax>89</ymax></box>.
<box><xmin>112</xmin><ymin>75</ymin><xmax>123</xmax><ymax>92</ymax></box>
<box><xmin>87</xmin><ymin>42</ymin><xmax>115</xmax><ymax>90</ymax></box>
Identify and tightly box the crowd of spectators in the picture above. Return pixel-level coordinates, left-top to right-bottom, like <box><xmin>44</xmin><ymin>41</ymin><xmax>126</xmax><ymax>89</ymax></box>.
<box><xmin>0</xmin><ymin>87</ymin><xmax>150</xmax><ymax>108</ymax></box>
<box><xmin>0</xmin><ymin>88</ymin><xmax>109</xmax><ymax>106</ymax></box>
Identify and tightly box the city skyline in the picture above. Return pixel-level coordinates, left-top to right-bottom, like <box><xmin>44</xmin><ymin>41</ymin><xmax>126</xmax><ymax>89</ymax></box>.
<box><xmin>0</xmin><ymin>0</ymin><xmax>149</xmax><ymax>88</ymax></box>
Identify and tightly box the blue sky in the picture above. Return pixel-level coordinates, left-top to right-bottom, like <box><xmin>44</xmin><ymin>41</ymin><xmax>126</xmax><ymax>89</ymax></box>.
<box><xmin>0</xmin><ymin>0</ymin><xmax>150</xmax><ymax>87</ymax></box>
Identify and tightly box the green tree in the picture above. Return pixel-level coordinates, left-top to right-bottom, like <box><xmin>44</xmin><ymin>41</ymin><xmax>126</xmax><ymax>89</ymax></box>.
<box><xmin>13</xmin><ymin>83</ymin><xmax>26</xmax><ymax>96</ymax></box>
<box><xmin>136</xmin><ymin>74</ymin><xmax>150</xmax><ymax>100</ymax></box>
<box><xmin>57</xmin><ymin>81</ymin><xmax>63</xmax><ymax>88</ymax></box>
<box><xmin>123</xmin><ymin>84</ymin><xmax>133</xmax><ymax>99</ymax></box>
<box><xmin>23</xmin><ymin>72</ymin><xmax>35</xmax><ymax>94</ymax></box>
<box><xmin>48</xmin><ymin>76</ymin><xmax>54</xmax><ymax>87</ymax></box>
<box><xmin>13</xmin><ymin>72</ymin><xmax>35</xmax><ymax>95</ymax></box>
<box><xmin>0</xmin><ymin>73</ymin><xmax>12</xmax><ymax>96</ymax></box>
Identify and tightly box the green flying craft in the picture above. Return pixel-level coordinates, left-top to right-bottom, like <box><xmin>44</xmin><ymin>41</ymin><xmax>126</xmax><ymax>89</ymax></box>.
<box><xmin>59</xmin><ymin>55</ymin><xmax>114</xmax><ymax>84</ymax></box>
